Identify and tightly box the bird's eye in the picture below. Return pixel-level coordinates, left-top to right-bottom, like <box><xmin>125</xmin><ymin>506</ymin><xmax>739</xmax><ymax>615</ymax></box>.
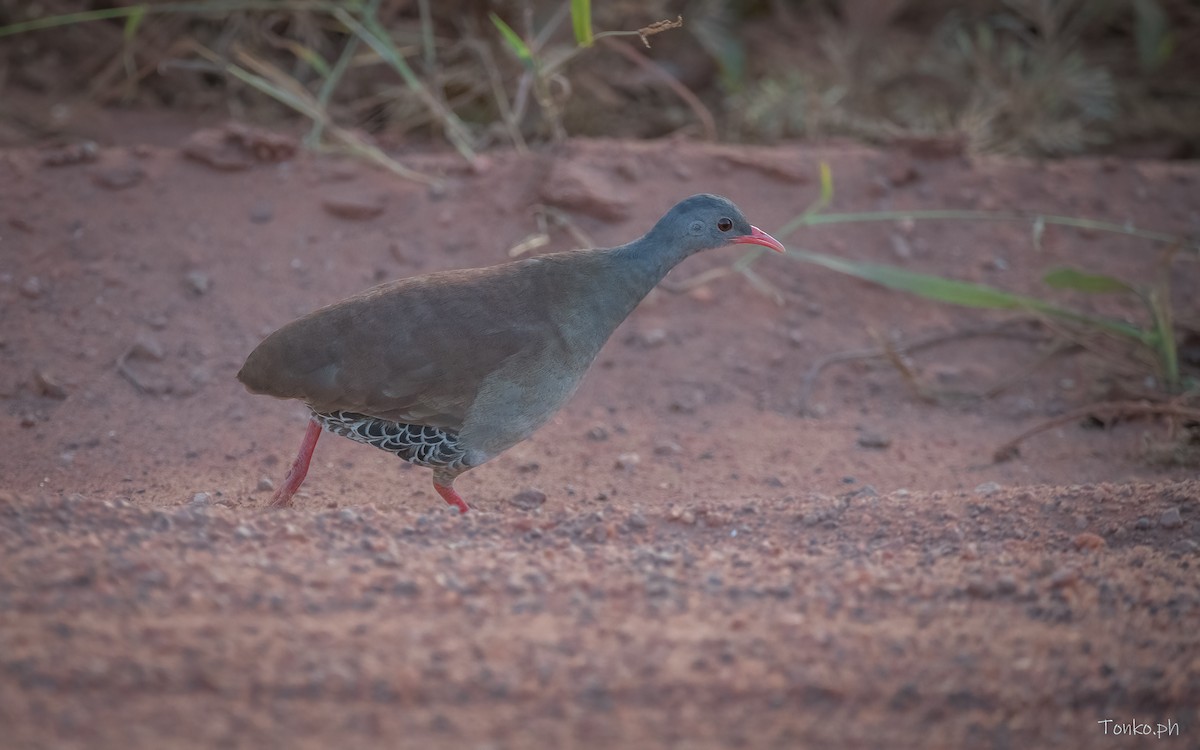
<box><xmin>717</xmin><ymin>218</ymin><xmax>733</xmax><ymax>232</ymax></box>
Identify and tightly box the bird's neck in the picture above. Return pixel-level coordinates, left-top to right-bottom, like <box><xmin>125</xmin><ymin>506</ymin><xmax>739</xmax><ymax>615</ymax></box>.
<box><xmin>608</xmin><ymin>230</ymin><xmax>693</xmax><ymax>290</ymax></box>
<box><xmin>536</xmin><ymin>238</ymin><xmax>694</xmax><ymax>366</ymax></box>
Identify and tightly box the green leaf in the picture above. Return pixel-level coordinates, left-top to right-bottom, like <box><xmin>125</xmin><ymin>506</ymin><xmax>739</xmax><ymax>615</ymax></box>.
<box><xmin>1042</xmin><ymin>267</ymin><xmax>1135</xmax><ymax>294</ymax></box>
<box><xmin>818</xmin><ymin>162</ymin><xmax>834</xmax><ymax>204</ymax></box>
<box><xmin>570</xmin><ymin>0</ymin><xmax>593</xmax><ymax>48</ymax></box>
<box><xmin>123</xmin><ymin>5</ymin><xmax>146</xmax><ymax>44</ymax></box>
<box><xmin>286</xmin><ymin>41</ymin><xmax>332</xmax><ymax>78</ymax></box>
<box><xmin>779</xmin><ymin>247</ymin><xmax>1146</xmax><ymax>341</ymax></box>
<box><xmin>490</xmin><ymin>12</ymin><xmax>534</xmax><ymax>69</ymax></box>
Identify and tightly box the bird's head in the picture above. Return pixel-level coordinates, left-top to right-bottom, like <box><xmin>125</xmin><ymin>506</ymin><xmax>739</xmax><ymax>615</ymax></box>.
<box><xmin>655</xmin><ymin>194</ymin><xmax>786</xmax><ymax>256</ymax></box>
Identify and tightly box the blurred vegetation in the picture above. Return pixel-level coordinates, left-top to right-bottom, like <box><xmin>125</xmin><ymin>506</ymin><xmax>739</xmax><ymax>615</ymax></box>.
<box><xmin>0</xmin><ymin>0</ymin><xmax>1197</xmax><ymax>157</ymax></box>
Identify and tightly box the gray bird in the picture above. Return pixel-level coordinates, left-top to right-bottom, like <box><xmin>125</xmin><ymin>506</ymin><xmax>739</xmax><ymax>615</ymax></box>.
<box><xmin>238</xmin><ymin>194</ymin><xmax>785</xmax><ymax>511</ymax></box>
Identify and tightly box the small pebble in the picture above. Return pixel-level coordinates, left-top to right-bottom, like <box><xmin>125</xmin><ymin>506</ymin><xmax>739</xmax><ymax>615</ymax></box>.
<box><xmin>92</xmin><ymin>163</ymin><xmax>144</xmax><ymax>190</ymax></box>
<box><xmin>1072</xmin><ymin>532</ymin><xmax>1106</xmax><ymax>551</ymax></box>
<box><xmin>127</xmin><ymin>334</ymin><xmax>166</xmax><ymax>361</ymax></box>
<box><xmin>587</xmin><ymin>426</ymin><xmax>609</xmax><ymax>441</ymax></box>
<box><xmin>321</xmin><ymin>190</ymin><xmax>385</xmax><ymax>220</ymax></box>
<box><xmin>653</xmin><ymin>440</ymin><xmax>682</xmax><ymax>456</ymax></box>
<box><xmin>34</xmin><ymin>370</ymin><xmax>68</xmax><ymax>399</ymax></box>
<box><xmin>510</xmin><ymin>489</ymin><xmax>546</xmax><ymax>510</ymax></box>
<box><xmin>190</xmin><ymin>492</ymin><xmax>213</xmax><ymax>506</ymax></box>
<box><xmin>1159</xmin><ymin>507</ymin><xmax>1183</xmax><ymax>530</ymax></box>
<box><xmin>338</xmin><ymin>508</ymin><xmax>360</xmax><ymax>523</ymax></box>
<box><xmin>1048</xmin><ymin>567</ymin><xmax>1078</xmax><ymax>589</ymax></box>
<box><xmin>974</xmin><ymin>482</ymin><xmax>1002</xmax><ymax>497</ymax></box>
<box><xmin>614</xmin><ymin>453</ymin><xmax>641</xmax><ymax>471</ymax></box>
<box><xmin>1134</xmin><ymin>516</ymin><xmax>1152</xmax><ymax>531</ymax></box>
<box><xmin>249</xmin><ymin>202</ymin><xmax>274</xmax><ymax>223</ymax></box>
<box><xmin>19</xmin><ymin>277</ymin><xmax>43</xmax><ymax>299</ymax></box>
<box><xmin>185</xmin><ymin>271</ymin><xmax>211</xmax><ymax>295</ymax></box>
<box><xmin>632</xmin><ymin>328</ymin><xmax>668</xmax><ymax>348</ymax></box>
<box><xmin>856</xmin><ymin>431</ymin><xmax>891</xmax><ymax>450</ymax></box>
<box><xmin>256</xmin><ymin>476</ymin><xmax>275</xmax><ymax>492</ymax></box>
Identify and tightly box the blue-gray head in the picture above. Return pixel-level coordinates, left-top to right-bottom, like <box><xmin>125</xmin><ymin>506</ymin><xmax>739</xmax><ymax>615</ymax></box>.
<box><xmin>643</xmin><ymin>194</ymin><xmax>786</xmax><ymax>257</ymax></box>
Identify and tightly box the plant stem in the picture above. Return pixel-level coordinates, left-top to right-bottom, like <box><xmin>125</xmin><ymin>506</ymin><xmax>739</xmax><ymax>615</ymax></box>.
<box><xmin>774</xmin><ymin>209</ymin><xmax>1191</xmax><ymax>248</ymax></box>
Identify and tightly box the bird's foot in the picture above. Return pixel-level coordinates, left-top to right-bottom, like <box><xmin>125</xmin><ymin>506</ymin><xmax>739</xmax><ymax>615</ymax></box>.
<box><xmin>434</xmin><ymin>483</ymin><xmax>471</xmax><ymax>514</ymax></box>
<box><xmin>267</xmin><ymin>419</ymin><xmax>322</xmax><ymax>509</ymax></box>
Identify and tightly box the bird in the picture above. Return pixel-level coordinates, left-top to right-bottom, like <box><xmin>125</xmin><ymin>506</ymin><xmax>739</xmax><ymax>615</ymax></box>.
<box><xmin>238</xmin><ymin>193</ymin><xmax>785</xmax><ymax>512</ymax></box>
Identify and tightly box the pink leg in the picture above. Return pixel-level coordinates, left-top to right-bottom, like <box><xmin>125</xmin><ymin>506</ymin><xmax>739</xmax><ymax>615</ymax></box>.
<box><xmin>269</xmin><ymin>419</ymin><xmax>322</xmax><ymax>508</ymax></box>
<box><xmin>433</xmin><ymin>482</ymin><xmax>470</xmax><ymax>514</ymax></box>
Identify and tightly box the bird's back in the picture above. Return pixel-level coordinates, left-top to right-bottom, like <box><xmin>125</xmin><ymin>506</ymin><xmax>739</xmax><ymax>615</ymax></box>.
<box><xmin>237</xmin><ymin>249</ymin><xmax>649</xmax><ymax>433</ymax></box>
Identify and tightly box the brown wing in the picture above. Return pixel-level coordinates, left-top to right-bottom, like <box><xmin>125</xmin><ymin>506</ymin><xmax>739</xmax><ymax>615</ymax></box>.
<box><xmin>237</xmin><ymin>261</ymin><xmax>555</xmax><ymax>432</ymax></box>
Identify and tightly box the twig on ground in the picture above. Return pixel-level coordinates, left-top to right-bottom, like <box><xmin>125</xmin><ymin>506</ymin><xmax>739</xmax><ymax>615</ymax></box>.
<box><xmin>873</xmin><ymin>327</ymin><xmax>936</xmax><ymax>403</ymax></box>
<box><xmin>982</xmin><ymin>340</ymin><xmax>1079</xmax><ymax>398</ymax></box>
<box><xmin>795</xmin><ymin>322</ymin><xmax>1048</xmax><ymax>414</ymax></box>
<box><xmin>993</xmin><ymin>401</ymin><xmax>1200</xmax><ymax>463</ymax></box>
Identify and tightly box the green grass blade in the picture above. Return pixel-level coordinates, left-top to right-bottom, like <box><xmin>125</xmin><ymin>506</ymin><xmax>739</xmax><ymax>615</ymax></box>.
<box><xmin>123</xmin><ymin>5</ymin><xmax>146</xmax><ymax>43</ymax></box>
<box><xmin>780</xmin><ymin>246</ymin><xmax>1148</xmax><ymax>342</ymax></box>
<box><xmin>570</xmin><ymin>0</ymin><xmax>593</xmax><ymax>47</ymax></box>
<box><xmin>775</xmin><ymin>209</ymin><xmax>1191</xmax><ymax>249</ymax></box>
<box><xmin>334</xmin><ymin>6</ymin><xmax>476</xmax><ymax>161</ymax></box>
<box><xmin>122</xmin><ymin>5</ymin><xmax>147</xmax><ymax>78</ymax></box>
<box><xmin>489</xmin><ymin>12</ymin><xmax>534</xmax><ymax>69</ymax></box>
<box><xmin>0</xmin><ymin>2</ymin><xmax>345</xmax><ymax>38</ymax></box>
<box><xmin>1042</xmin><ymin>267</ymin><xmax>1136</xmax><ymax>294</ymax></box>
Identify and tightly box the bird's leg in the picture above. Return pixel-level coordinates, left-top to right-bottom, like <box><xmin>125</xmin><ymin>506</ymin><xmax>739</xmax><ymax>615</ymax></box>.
<box><xmin>269</xmin><ymin>418</ymin><xmax>322</xmax><ymax>508</ymax></box>
<box><xmin>432</xmin><ymin>480</ymin><xmax>468</xmax><ymax>513</ymax></box>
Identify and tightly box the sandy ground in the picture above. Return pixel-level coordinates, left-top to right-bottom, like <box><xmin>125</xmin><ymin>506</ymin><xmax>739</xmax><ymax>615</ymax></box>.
<box><xmin>1</xmin><ymin>125</ymin><xmax>1198</xmax><ymax>748</ymax></box>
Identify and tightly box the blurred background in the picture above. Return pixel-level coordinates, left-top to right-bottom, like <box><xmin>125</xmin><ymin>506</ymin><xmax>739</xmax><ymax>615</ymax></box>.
<box><xmin>2</xmin><ymin>0</ymin><xmax>1198</xmax><ymax>157</ymax></box>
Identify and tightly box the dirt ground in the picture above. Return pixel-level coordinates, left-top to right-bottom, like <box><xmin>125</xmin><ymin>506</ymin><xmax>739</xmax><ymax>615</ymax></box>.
<box><xmin>1</xmin><ymin>118</ymin><xmax>1198</xmax><ymax>748</ymax></box>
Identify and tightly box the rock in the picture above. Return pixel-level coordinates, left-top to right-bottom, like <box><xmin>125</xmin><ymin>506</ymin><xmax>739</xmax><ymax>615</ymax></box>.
<box><xmin>1159</xmin><ymin>507</ymin><xmax>1183</xmax><ymax>530</ymax></box>
<box><xmin>889</xmin><ymin>233</ymin><xmax>912</xmax><ymax>260</ymax></box>
<box><xmin>92</xmin><ymin>163</ymin><xmax>144</xmax><ymax>190</ymax></box>
<box><xmin>587</xmin><ymin>426</ymin><xmax>609</xmax><ymax>441</ymax></box>
<box><xmin>614</xmin><ymin>453</ymin><xmax>641</xmax><ymax>471</ymax></box>
<box><xmin>1072</xmin><ymin>532</ymin><xmax>1106</xmax><ymax>551</ymax></box>
<box><xmin>249</xmin><ymin>202</ymin><xmax>274</xmax><ymax>223</ymax></box>
<box><xmin>653</xmin><ymin>440</ymin><xmax>682</xmax><ymax>456</ymax></box>
<box><xmin>182</xmin><ymin>123</ymin><xmax>297</xmax><ymax>171</ymax></box>
<box><xmin>715</xmin><ymin>149</ymin><xmax>809</xmax><ymax>183</ymax></box>
<box><xmin>974</xmin><ymin>482</ymin><xmax>1002</xmax><ymax>497</ymax></box>
<box><xmin>510</xmin><ymin>489</ymin><xmax>547</xmax><ymax>510</ymax></box>
<box><xmin>539</xmin><ymin>160</ymin><xmax>630</xmax><ymax>221</ymax></box>
<box><xmin>127</xmin><ymin>334</ymin><xmax>166</xmax><ymax>361</ymax></box>
<box><xmin>34</xmin><ymin>370</ymin><xmax>68</xmax><ymax>399</ymax></box>
<box><xmin>1048</xmin><ymin>567</ymin><xmax>1078</xmax><ymax>589</ymax></box>
<box><xmin>856</xmin><ymin>431</ymin><xmax>891</xmax><ymax>450</ymax></box>
<box><xmin>1134</xmin><ymin>516</ymin><xmax>1152</xmax><ymax>531</ymax></box>
<box><xmin>19</xmin><ymin>276</ymin><xmax>43</xmax><ymax>299</ymax></box>
<box><xmin>190</xmin><ymin>492</ymin><xmax>213</xmax><ymax>506</ymax></box>
<box><xmin>182</xmin><ymin>129</ymin><xmax>253</xmax><ymax>171</ymax></box>
<box><xmin>256</xmin><ymin>476</ymin><xmax>275</xmax><ymax>492</ymax></box>
<box><xmin>184</xmin><ymin>271</ymin><xmax>211</xmax><ymax>296</ymax></box>
<box><xmin>321</xmin><ymin>190</ymin><xmax>386</xmax><ymax>220</ymax></box>
<box><xmin>628</xmin><ymin>328</ymin><xmax>668</xmax><ymax>348</ymax></box>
